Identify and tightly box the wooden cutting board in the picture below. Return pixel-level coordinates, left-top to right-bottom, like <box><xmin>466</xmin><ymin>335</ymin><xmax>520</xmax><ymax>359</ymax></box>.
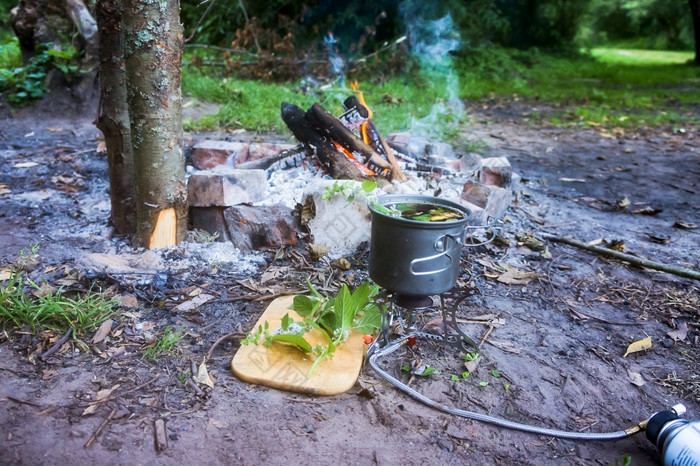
<box><xmin>231</xmin><ymin>295</ymin><xmax>367</xmax><ymax>395</ymax></box>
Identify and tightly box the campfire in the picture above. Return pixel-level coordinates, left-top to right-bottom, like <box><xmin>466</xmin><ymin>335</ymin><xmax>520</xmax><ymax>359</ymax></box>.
<box><xmin>186</xmin><ymin>90</ymin><xmax>516</xmax><ymax>255</ymax></box>
<box><xmin>280</xmin><ymin>87</ymin><xmax>405</xmax><ymax>182</ymax></box>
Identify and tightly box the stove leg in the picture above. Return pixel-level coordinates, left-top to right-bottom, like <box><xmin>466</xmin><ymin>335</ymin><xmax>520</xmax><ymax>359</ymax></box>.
<box><xmin>440</xmin><ymin>294</ymin><xmax>478</xmax><ymax>350</ymax></box>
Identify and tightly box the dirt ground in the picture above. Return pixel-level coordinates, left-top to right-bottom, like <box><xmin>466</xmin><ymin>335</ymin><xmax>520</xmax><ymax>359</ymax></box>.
<box><xmin>0</xmin><ymin>91</ymin><xmax>698</xmax><ymax>465</ymax></box>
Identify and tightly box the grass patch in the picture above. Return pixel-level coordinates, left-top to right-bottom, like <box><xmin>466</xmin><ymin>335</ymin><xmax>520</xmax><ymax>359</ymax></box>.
<box><xmin>142</xmin><ymin>326</ymin><xmax>183</xmax><ymax>362</ymax></box>
<box><xmin>590</xmin><ymin>48</ymin><xmax>694</xmax><ymax>66</ymax></box>
<box><xmin>458</xmin><ymin>50</ymin><xmax>699</xmax><ymax>128</ymax></box>
<box><xmin>182</xmin><ymin>47</ymin><xmax>699</xmax><ymax>133</ymax></box>
<box><xmin>0</xmin><ymin>247</ymin><xmax>118</xmax><ymax>336</ymax></box>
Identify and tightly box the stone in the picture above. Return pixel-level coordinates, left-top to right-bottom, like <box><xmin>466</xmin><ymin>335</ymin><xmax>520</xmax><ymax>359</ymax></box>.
<box><xmin>191</xmin><ymin>140</ymin><xmax>248</xmax><ymax>169</ymax></box>
<box><xmin>302</xmin><ymin>179</ymin><xmax>372</xmax><ymax>257</ymax></box>
<box><xmin>223</xmin><ymin>204</ymin><xmax>299</xmax><ymax>250</ymax></box>
<box><xmin>479</xmin><ymin>157</ymin><xmax>512</xmax><ymax>188</ymax></box>
<box><xmin>461</xmin><ymin>181</ymin><xmax>512</xmax><ymax>220</ymax></box>
<box><xmin>187</xmin><ymin>167</ymin><xmax>267</xmax><ymax>207</ymax></box>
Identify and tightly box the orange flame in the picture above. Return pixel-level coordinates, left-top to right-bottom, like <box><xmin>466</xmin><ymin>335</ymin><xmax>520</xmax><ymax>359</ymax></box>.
<box><xmin>332</xmin><ymin>142</ymin><xmax>376</xmax><ymax>176</ymax></box>
<box><xmin>350</xmin><ymin>81</ymin><xmax>372</xmax><ymax>145</ymax></box>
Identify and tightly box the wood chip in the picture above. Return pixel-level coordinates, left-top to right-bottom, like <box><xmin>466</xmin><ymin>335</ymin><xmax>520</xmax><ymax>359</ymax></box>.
<box><xmin>154</xmin><ymin>419</ymin><xmax>168</xmax><ymax>451</ymax></box>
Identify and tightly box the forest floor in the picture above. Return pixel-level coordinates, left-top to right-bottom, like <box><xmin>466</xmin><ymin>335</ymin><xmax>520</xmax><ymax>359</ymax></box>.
<box><xmin>0</xmin><ymin>90</ymin><xmax>699</xmax><ymax>465</ymax></box>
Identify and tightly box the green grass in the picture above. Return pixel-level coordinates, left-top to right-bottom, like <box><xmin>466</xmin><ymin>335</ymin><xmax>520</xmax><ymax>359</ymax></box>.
<box><xmin>142</xmin><ymin>326</ymin><xmax>183</xmax><ymax>362</ymax></box>
<box><xmin>0</xmin><ymin>247</ymin><xmax>118</xmax><ymax>336</ymax></box>
<box><xmin>590</xmin><ymin>48</ymin><xmax>694</xmax><ymax>65</ymax></box>
<box><xmin>0</xmin><ymin>36</ymin><xmax>21</xmax><ymax>68</ymax></box>
<box><xmin>179</xmin><ymin>47</ymin><xmax>700</xmax><ymax>133</ymax></box>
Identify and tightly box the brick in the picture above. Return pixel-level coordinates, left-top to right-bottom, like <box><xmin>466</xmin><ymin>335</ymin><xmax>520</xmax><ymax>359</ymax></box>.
<box><xmin>479</xmin><ymin>156</ymin><xmax>512</xmax><ymax>188</ymax></box>
<box><xmin>461</xmin><ymin>181</ymin><xmax>511</xmax><ymax>220</ymax></box>
<box><xmin>191</xmin><ymin>140</ymin><xmax>248</xmax><ymax>169</ymax></box>
<box><xmin>245</xmin><ymin>142</ymin><xmax>296</xmax><ymax>163</ymax></box>
<box><xmin>187</xmin><ymin>168</ymin><xmax>267</xmax><ymax>207</ymax></box>
<box><xmin>223</xmin><ymin>204</ymin><xmax>299</xmax><ymax>250</ymax></box>
<box><xmin>302</xmin><ymin>179</ymin><xmax>372</xmax><ymax>257</ymax></box>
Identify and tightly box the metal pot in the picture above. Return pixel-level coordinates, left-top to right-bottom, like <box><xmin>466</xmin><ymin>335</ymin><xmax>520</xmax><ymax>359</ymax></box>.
<box><xmin>368</xmin><ymin>194</ymin><xmax>472</xmax><ymax>297</ymax></box>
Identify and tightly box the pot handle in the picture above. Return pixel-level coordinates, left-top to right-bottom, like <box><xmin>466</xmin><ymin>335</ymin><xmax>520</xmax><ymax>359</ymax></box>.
<box><xmin>462</xmin><ymin>217</ymin><xmax>499</xmax><ymax>247</ymax></box>
<box><xmin>410</xmin><ymin>234</ymin><xmax>460</xmax><ymax>276</ymax></box>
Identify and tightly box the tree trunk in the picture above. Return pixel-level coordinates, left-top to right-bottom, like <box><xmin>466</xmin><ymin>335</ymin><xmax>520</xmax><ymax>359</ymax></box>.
<box><xmin>122</xmin><ymin>0</ymin><xmax>187</xmax><ymax>248</ymax></box>
<box><xmin>690</xmin><ymin>0</ymin><xmax>700</xmax><ymax>65</ymax></box>
<box><xmin>95</xmin><ymin>0</ymin><xmax>135</xmax><ymax>234</ymax></box>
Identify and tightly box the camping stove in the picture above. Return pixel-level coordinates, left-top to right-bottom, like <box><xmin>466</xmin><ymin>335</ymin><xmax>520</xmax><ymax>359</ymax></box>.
<box><xmin>369</xmin><ymin>292</ymin><xmax>477</xmax><ymax>357</ymax></box>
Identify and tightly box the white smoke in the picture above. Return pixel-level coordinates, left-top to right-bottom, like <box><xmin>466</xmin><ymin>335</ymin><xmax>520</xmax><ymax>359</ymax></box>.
<box><xmin>401</xmin><ymin>9</ymin><xmax>465</xmax><ymax>137</ymax></box>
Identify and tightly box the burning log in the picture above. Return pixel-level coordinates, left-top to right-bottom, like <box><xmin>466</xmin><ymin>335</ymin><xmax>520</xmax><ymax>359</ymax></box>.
<box><xmin>281</xmin><ymin>103</ymin><xmax>371</xmax><ymax>181</ymax></box>
<box><xmin>343</xmin><ymin>96</ymin><xmax>406</xmax><ymax>182</ymax></box>
<box><xmin>305</xmin><ymin>103</ymin><xmax>392</xmax><ymax>175</ymax></box>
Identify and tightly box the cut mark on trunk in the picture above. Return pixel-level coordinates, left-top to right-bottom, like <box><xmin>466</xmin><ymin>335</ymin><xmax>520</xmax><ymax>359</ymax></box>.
<box><xmin>149</xmin><ymin>207</ymin><xmax>177</xmax><ymax>248</ymax></box>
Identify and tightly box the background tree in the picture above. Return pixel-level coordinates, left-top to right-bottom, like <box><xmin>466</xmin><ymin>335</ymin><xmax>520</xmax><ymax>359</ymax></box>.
<box><xmin>122</xmin><ymin>0</ymin><xmax>187</xmax><ymax>248</ymax></box>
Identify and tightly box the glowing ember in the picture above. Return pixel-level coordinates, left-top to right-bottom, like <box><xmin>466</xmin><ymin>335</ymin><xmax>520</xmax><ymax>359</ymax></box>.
<box><xmin>332</xmin><ymin>142</ymin><xmax>376</xmax><ymax>176</ymax></box>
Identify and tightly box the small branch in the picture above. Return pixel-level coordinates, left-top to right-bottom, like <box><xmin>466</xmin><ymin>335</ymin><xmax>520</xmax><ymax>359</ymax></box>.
<box><xmin>237</xmin><ymin>0</ymin><xmax>261</xmax><ymax>54</ymax></box>
<box><xmin>541</xmin><ymin>233</ymin><xmax>700</xmax><ymax>281</ymax></box>
<box><xmin>184</xmin><ymin>0</ymin><xmax>219</xmax><ymax>43</ymax></box>
<box><xmin>351</xmin><ymin>35</ymin><xmax>407</xmax><ymax>64</ymax></box>
<box><xmin>183</xmin><ymin>44</ymin><xmax>247</xmax><ymax>54</ymax></box>
<box><xmin>84</xmin><ymin>408</ymin><xmax>117</xmax><ymax>448</ymax></box>
<box><xmin>85</xmin><ymin>374</ymin><xmax>161</xmax><ymax>407</ymax></box>
<box><xmin>5</xmin><ymin>396</ymin><xmax>41</xmax><ymax>407</ymax></box>
<box><xmin>41</xmin><ymin>328</ymin><xmax>73</xmax><ymax>360</ymax></box>
<box><xmin>205</xmin><ymin>332</ymin><xmax>244</xmax><ymax>362</ymax></box>
<box><xmin>478</xmin><ymin>326</ymin><xmax>494</xmax><ymax>349</ymax></box>
<box><xmin>186</xmin><ymin>378</ymin><xmax>205</xmax><ymax>397</ymax></box>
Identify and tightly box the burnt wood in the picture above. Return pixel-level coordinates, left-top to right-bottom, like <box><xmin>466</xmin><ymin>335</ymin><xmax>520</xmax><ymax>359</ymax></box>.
<box><xmin>343</xmin><ymin>96</ymin><xmax>406</xmax><ymax>182</ymax></box>
<box><xmin>305</xmin><ymin>103</ymin><xmax>392</xmax><ymax>174</ymax></box>
<box><xmin>281</xmin><ymin>102</ymin><xmax>369</xmax><ymax>180</ymax></box>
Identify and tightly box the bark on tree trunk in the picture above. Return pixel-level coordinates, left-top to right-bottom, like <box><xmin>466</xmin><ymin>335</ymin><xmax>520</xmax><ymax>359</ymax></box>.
<box><xmin>690</xmin><ymin>0</ymin><xmax>700</xmax><ymax>65</ymax></box>
<box><xmin>95</xmin><ymin>0</ymin><xmax>135</xmax><ymax>234</ymax></box>
<box><xmin>122</xmin><ymin>0</ymin><xmax>187</xmax><ymax>248</ymax></box>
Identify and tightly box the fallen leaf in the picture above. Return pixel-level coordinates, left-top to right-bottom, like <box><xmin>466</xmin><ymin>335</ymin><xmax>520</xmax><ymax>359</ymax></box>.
<box><xmin>464</xmin><ymin>356</ymin><xmax>480</xmax><ymax>373</ymax></box>
<box><xmin>605</xmin><ymin>239</ymin><xmax>626</xmax><ymax>252</ymax></box>
<box><xmin>96</xmin><ymin>141</ymin><xmax>107</xmax><ymax>154</ymax></box>
<box><xmin>496</xmin><ymin>264</ymin><xmax>541</xmax><ymax>285</ymax></box>
<box><xmin>308</xmin><ymin>243</ymin><xmax>330</xmax><ymax>261</ymax></box>
<box><xmin>0</xmin><ymin>268</ymin><xmax>12</xmax><ymax>281</ymax></box>
<box><xmin>42</xmin><ymin>368</ymin><xmax>59</xmax><ymax>380</ymax></box>
<box><xmin>46</xmin><ymin>127</ymin><xmax>63</xmax><ymax>132</ymax></box>
<box><xmin>96</xmin><ymin>384</ymin><xmax>120</xmax><ymax>401</ymax></box>
<box><xmin>673</xmin><ymin>221</ymin><xmax>697</xmax><ymax>230</ymax></box>
<box><xmin>616</xmin><ymin>197</ymin><xmax>631</xmax><ymax>209</ymax></box>
<box><xmin>119</xmin><ymin>293</ymin><xmax>139</xmax><ymax>308</ymax></box>
<box><xmin>13</xmin><ymin>162</ymin><xmax>40</xmax><ymax>168</ymax></box>
<box><xmin>646</xmin><ymin>234</ymin><xmax>670</xmax><ymax>244</ymax></box>
<box><xmin>515</xmin><ymin>234</ymin><xmax>546</xmax><ymax>252</ymax></box>
<box><xmin>627</xmin><ymin>370</ymin><xmax>645</xmax><ymax>387</ymax></box>
<box><xmin>667</xmin><ymin>322</ymin><xmax>688</xmax><ymax>342</ymax></box>
<box><xmin>92</xmin><ymin>319</ymin><xmax>114</xmax><ymax>344</ymax></box>
<box><xmin>330</xmin><ymin>258</ymin><xmax>351</xmax><ymax>270</ymax></box>
<box><xmin>82</xmin><ymin>404</ymin><xmax>99</xmax><ymax>416</ymax></box>
<box><xmin>0</xmin><ymin>184</ymin><xmax>10</xmax><ymax>195</ymax></box>
<box><xmin>630</xmin><ymin>206</ymin><xmax>662</xmax><ymax>215</ymax></box>
<box><xmin>173</xmin><ymin>293</ymin><xmax>214</xmax><ymax>312</ymax></box>
<box><xmin>32</xmin><ymin>282</ymin><xmax>56</xmax><ymax>297</ymax></box>
<box><xmin>193</xmin><ymin>359</ymin><xmax>215</xmax><ymax>388</ymax></box>
<box><xmin>623</xmin><ymin>336</ymin><xmax>652</xmax><ymax>357</ymax></box>
<box><xmin>487</xmin><ymin>339</ymin><xmax>522</xmax><ymax>354</ymax></box>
